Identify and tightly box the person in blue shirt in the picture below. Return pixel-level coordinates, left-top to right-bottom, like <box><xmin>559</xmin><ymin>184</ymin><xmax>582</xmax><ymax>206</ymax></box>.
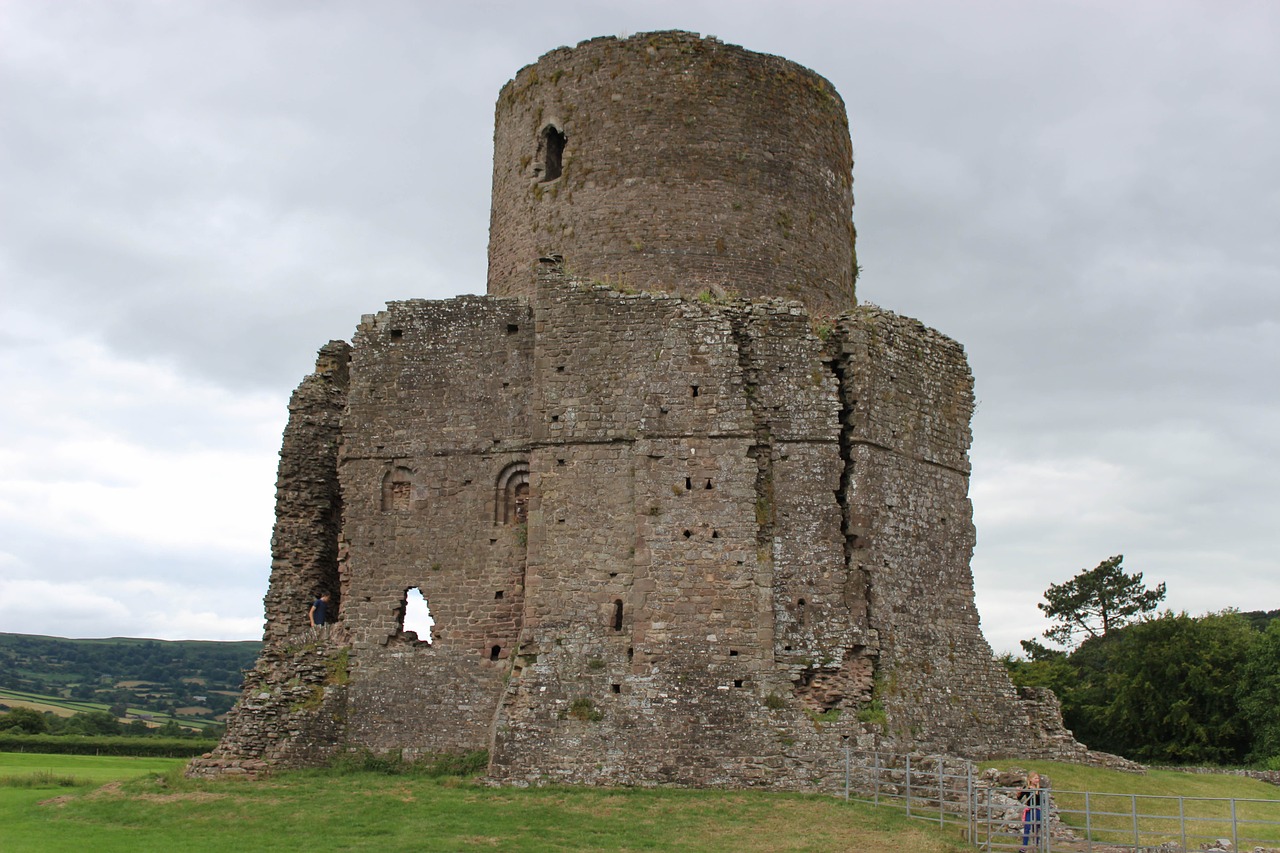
<box><xmin>309</xmin><ymin>592</ymin><xmax>331</xmax><ymax>628</ymax></box>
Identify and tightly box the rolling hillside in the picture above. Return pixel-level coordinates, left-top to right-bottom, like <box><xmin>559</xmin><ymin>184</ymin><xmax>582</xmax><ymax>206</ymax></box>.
<box><xmin>0</xmin><ymin>633</ymin><xmax>259</xmax><ymax>727</ymax></box>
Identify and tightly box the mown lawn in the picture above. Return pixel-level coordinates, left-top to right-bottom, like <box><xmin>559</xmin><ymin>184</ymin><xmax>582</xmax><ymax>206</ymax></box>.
<box><xmin>10</xmin><ymin>753</ymin><xmax>1278</xmax><ymax>852</ymax></box>
<box><xmin>0</xmin><ymin>752</ymin><xmax>187</xmax><ymax>782</ymax></box>
<box><xmin>0</xmin><ymin>754</ymin><xmax>969</xmax><ymax>853</ymax></box>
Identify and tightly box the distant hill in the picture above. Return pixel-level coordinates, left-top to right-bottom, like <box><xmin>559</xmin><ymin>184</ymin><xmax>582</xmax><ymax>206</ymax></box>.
<box><xmin>0</xmin><ymin>632</ymin><xmax>260</xmax><ymax>723</ymax></box>
<box><xmin>1241</xmin><ymin>609</ymin><xmax>1280</xmax><ymax>632</ymax></box>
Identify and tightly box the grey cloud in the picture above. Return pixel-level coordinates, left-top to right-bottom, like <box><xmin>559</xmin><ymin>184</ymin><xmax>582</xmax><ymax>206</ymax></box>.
<box><xmin>4</xmin><ymin>0</ymin><xmax>1276</xmax><ymax>644</ymax></box>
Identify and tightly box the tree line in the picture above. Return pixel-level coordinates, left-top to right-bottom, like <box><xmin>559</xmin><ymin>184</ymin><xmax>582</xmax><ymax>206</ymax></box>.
<box><xmin>1005</xmin><ymin>555</ymin><xmax>1280</xmax><ymax>767</ymax></box>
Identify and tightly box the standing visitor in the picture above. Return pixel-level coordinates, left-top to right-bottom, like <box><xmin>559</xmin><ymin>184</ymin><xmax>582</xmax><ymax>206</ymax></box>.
<box><xmin>309</xmin><ymin>592</ymin><xmax>331</xmax><ymax>629</ymax></box>
<box><xmin>1018</xmin><ymin>772</ymin><xmax>1045</xmax><ymax>851</ymax></box>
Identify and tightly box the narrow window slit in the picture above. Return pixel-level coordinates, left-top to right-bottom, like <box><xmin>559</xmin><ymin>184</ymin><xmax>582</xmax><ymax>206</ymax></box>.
<box><xmin>613</xmin><ymin>599</ymin><xmax>624</xmax><ymax>631</ymax></box>
<box><xmin>539</xmin><ymin>125</ymin><xmax>566</xmax><ymax>181</ymax></box>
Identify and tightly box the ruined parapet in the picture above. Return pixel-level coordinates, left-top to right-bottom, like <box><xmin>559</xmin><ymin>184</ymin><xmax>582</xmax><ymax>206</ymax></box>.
<box><xmin>487</xmin><ymin>31</ymin><xmax>856</xmax><ymax>313</ymax></box>
<box><xmin>260</xmin><ymin>341</ymin><xmax>351</xmax><ymax>647</ymax></box>
<box><xmin>1015</xmin><ymin>686</ymin><xmax>1142</xmax><ymax>769</ymax></box>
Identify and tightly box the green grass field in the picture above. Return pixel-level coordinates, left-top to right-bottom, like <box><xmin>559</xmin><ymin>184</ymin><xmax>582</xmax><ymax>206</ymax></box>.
<box><xmin>3</xmin><ymin>753</ymin><xmax>1279</xmax><ymax>852</ymax></box>
<box><xmin>0</xmin><ymin>686</ymin><xmax>109</xmax><ymax>717</ymax></box>
<box><xmin>0</xmin><ymin>686</ymin><xmax>222</xmax><ymax>731</ymax></box>
<box><xmin>0</xmin><ymin>753</ymin><xmax>969</xmax><ymax>852</ymax></box>
<box><xmin>0</xmin><ymin>752</ymin><xmax>188</xmax><ymax>783</ymax></box>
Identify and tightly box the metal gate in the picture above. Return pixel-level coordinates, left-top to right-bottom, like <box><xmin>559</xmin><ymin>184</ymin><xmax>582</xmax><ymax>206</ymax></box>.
<box><xmin>838</xmin><ymin>748</ymin><xmax>1280</xmax><ymax>852</ymax></box>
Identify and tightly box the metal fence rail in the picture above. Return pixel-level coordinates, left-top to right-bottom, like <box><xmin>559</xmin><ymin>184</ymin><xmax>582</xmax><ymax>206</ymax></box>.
<box><xmin>841</xmin><ymin>751</ymin><xmax>985</xmax><ymax>846</ymax></box>
<box><xmin>1050</xmin><ymin>789</ymin><xmax>1280</xmax><ymax>852</ymax></box>
<box><xmin>837</xmin><ymin>747</ymin><xmax>1280</xmax><ymax>852</ymax></box>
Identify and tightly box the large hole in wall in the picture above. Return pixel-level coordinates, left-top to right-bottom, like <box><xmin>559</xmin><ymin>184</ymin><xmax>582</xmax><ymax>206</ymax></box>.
<box><xmin>401</xmin><ymin>587</ymin><xmax>434</xmax><ymax>643</ymax></box>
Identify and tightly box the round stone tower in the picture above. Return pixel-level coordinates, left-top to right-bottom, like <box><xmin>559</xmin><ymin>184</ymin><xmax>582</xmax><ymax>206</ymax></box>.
<box><xmin>486</xmin><ymin>30</ymin><xmax>857</xmax><ymax>314</ymax></box>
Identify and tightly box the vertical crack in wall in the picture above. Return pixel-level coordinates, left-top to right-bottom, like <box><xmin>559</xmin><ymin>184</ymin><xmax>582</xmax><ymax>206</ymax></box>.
<box><xmin>826</xmin><ymin>331</ymin><xmax>878</xmax><ymax>687</ymax></box>
<box><xmin>728</xmin><ymin>310</ymin><xmax>773</xmax><ymax>545</ymax></box>
<box><xmin>828</xmin><ymin>346</ymin><xmax>861</xmax><ymax>594</ymax></box>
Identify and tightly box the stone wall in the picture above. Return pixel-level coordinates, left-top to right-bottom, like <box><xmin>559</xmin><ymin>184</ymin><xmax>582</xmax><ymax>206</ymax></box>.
<box><xmin>487</xmin><ymin>31</ymin><xmax>856</xmax><ymax>314</ymax></box>
<box><xmin>201</xmin><ymin>281</ymin><xmax>1091</xmax><ymax>785</ymax></box>
<box><xmin>260</xmin><ymin>341</ymin><xmax>349</xmax><ymax>648</ymax></box>
<box><xmin>834</xmin><ymin>310</ymin><xmax>1069</xmax><ymax>759</ymax></box>
<box><xmin>187</xmin><ymin>633</ymin><xmax>349</xmax><ymax>777</ymax></box>
<box><xmin>337</xmin><ymin>296</ymin><xmax>533</xmax><ymax>757</ymax></box>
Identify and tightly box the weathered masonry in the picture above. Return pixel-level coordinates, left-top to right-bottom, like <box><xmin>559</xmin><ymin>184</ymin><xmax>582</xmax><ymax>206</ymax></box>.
<box><xmin>192</xmin><ymin>31</ymin><xmax>1095</xmax><ymax>787</ymax></box>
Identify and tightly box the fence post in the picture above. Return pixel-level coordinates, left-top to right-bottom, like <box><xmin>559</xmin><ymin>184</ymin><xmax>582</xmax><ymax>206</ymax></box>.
<box><xmin>844</xmin><ymin>740</ymin><xmax>850</xmax><ymax>802</ymax></box>
<box><xmin>1131</xmin><ymin>793</ymin><xmax>1139</xmax><ymax>849</ymax></box>
<box><xmin>967</xmin><ymin>759</ymin><xmax>975</xmax><ymax>844</ymax></box>
<box><xmin>1179</xmin><ymin>796</ymin><xmax>1185</xmax><ymax>852</ymax></box>
<box><xmin>873</xmin><ymin>751</ymin><xmax>880</xmax><ymax>806</ymax></box>
<box><xmin>906</xmin><ymin>754</ymin><xmax>912</xmax><ymax>818</ymax></box>
<box><xmin>1084</xmin><ymin>791</ymin><xmax>1092</xmax><ymax>853</ymax></box>
<box><xmin>984</xmin><ymin>774</ymin><xmax>992</xmax><ymax>850</ymax></box>
<box><xmin>1231</xmin><ymin>798</ymin><xmax>1238</xmax><ymax>851</ymax></box>
<box><xmin>1041</xmin><ymin>794</ymin><xmax>1048</xmax><ymax>853</ymax></box>
<box><xmin>938</xmin><ymin>754</ymin><xmax>945</xmax><ymax>827</ymax></box>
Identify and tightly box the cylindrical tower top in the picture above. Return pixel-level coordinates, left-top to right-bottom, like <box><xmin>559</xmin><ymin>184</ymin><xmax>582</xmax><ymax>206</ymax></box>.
<box><xmin>486</xmin><ymin>31</ymin><xmax>856</xmax><ymax>313</ymax></box>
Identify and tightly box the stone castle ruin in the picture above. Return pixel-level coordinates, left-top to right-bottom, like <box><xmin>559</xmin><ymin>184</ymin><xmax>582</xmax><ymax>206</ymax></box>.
<box><xmin>192</xmin><ymin>31</ymin><xmax>1090</xmax><ymax>786</ymax></box>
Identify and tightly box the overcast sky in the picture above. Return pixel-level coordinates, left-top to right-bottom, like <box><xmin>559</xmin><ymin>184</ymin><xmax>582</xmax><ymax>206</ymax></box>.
<box><xmin>2</xmin><ymin>0</ymin><xmax>1276</xmax><ymax>654</ymax></box>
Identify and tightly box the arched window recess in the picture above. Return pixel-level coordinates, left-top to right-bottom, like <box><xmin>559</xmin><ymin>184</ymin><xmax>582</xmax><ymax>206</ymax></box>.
<box><xmin>535</xmin><ymin>124</ymin><xmax>566</xmax><ymax>182</ymax></box>
<box><xmin>495</xmin><ymin>460</ymin><xmax>530</xmax><ymax>525</ymax></box>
